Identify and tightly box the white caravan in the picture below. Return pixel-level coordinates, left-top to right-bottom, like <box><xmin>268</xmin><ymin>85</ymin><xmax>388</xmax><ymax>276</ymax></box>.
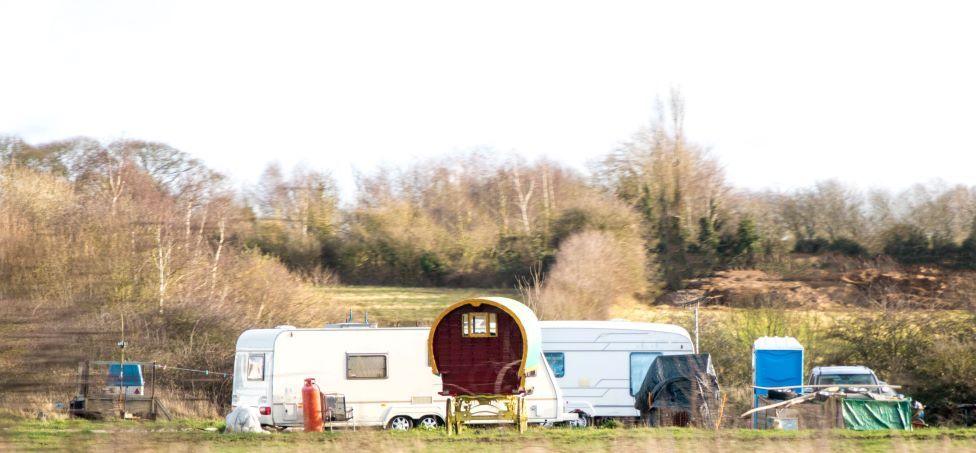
<box><xmin>540</xmin><ymin>320</ymin><xmax>694</xmax><ymax>424</ymax></box>
<box><xmin>232</xmin><ymin>326</ymin><xmax>573</xmax><ymax>429</ymax></box>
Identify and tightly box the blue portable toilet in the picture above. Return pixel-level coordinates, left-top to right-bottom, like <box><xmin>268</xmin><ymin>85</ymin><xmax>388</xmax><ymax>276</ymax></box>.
<box><xmin>752</xmin><ymin>337</ymin><xmax>803</xmax><ymax>428</ymax></box>
<box><xmin>105</xmin><ymin>363</ymin><xmax>145</xmax><ymax>396</ymax></box>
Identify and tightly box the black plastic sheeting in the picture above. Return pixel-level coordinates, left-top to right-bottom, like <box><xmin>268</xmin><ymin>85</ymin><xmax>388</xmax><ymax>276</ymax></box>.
<box><xmin>633</xmin><ymin>354</ymin><xmax>722</xmax><ymax>426</ymax></box>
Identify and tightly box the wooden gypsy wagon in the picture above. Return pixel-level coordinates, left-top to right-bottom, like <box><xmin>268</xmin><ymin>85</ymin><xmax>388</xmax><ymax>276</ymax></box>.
<box><xmin>427</xmin><ymin>296</ymin><xmax>541</xmax><ymax>433</ymax></box>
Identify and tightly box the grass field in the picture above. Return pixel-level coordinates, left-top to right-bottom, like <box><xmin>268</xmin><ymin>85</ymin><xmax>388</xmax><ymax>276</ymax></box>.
<box><xmin>317</xmin><ymin>286</ymin><xmax>518</xmax><ymax>325</ymax></box>
<box><xmin>2</xmin><ymin>418</ymin><xmax>975</xmax><ymax>452</ymax></box>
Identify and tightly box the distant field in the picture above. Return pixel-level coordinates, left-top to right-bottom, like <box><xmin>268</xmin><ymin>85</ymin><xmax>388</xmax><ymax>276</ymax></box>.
<box><xmin>317</xmin><ymin>286</ymin><xmax>519</xmax><ymax>325</ymax></box>
<box><xmin>2</xmin><ymin>418</ymin><xmax>975</xmax><ymax>452</ymax></box>
<box><xmin>313</xmin><ymin>284</ymin><xmax>929</xmax><ymax>328</ymax></box>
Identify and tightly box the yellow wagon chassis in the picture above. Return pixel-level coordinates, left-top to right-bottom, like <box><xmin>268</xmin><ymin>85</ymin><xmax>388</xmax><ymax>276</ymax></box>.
<box><xmin>444</xmin><ymin>394</ymin><xmax>528</xmax><ymax>434</ymax></box>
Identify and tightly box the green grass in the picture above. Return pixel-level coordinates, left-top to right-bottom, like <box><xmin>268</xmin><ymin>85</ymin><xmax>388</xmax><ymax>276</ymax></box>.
<box><xmin>1</xmin><ymin>417</ymin><xmax>975</xmax><ymax>452</ymax></box>
<box><xmin>318</xmin><ymin>286</ymin><xmax>518</xmax><ymax>325</ymax></box>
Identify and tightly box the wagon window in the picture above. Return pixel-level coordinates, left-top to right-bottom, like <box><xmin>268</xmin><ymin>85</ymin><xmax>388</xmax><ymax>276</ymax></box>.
<box><xmin>461</xmin><ymin>312</ymin><xmax>497</xmax><ymax>337</ymax></box>
<box><xmin>246</xmin><ymin>353</ymin><xmax>265</xmax><ymax>381</ymax></box>
<box><xmin>347</xmin><ymin>354</ymin><xmax>387</xmax><ymax>379</ymax></box>
<box><xmin>544</xmin><ymin>352</ymin><xmax>565</xmax><ymax>378</ymax></box>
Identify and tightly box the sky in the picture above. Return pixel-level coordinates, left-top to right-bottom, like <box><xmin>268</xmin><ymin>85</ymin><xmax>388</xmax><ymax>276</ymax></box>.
<box><xmin>2</xmin><ymin>1</ymin><xmax>975</xmax><ymax>198</ymax></box>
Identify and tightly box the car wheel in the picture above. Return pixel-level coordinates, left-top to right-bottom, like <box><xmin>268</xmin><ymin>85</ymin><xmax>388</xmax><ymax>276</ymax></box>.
<box><xmin>417</xmin><ymin>415</ymin><xmax>441</xmax><ymax>430</ymax></box>
<box><xmin>388</xmin><ymin>415</ymin><xmax>413</xmax><ymax>431</ymax></box>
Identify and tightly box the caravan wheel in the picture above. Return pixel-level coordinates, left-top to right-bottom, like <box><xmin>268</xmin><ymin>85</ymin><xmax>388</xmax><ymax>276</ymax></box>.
<box><xmin>417</xmin><ymin>415</ymin><xmax>441</xmax><ymax>429</ymax></box>
<box><xmin>388</xmin><ymin>415</ymin><xmax>413</xmax><ymax>431</ymax></box>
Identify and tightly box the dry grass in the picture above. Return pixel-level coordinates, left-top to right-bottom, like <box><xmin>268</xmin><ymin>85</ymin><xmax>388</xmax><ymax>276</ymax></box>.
<box><xmin>315</xmin><ymin>286</ymin><xmax>518</xmax><ymax>326</ymax></box>
<box><xmin>2</xmin><ymin>417</ymin><xmax>975</xmax><ymax>452</ymax></box>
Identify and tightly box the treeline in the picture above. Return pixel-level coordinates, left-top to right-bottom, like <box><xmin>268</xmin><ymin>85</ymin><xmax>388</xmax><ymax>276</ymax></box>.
<box><xmin>5</xmin><ymin>101</ymin><xmax>976</xmax><ymax>299</ymax></box>
<box><xmin>248</xmin><ymin>153</ymin><xmax>629</xmax><ymax>287</ymax></box>
<box><xmin>244</xmin><ymin>98</ymin><xmax>976</xmax><ymax>292</ymax></box>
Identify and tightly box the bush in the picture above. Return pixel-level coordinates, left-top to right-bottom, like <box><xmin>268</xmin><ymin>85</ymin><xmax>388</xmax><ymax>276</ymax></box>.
<box><xmin>826</xmin><ymin>237</ymin><xmax>868</xmax><ymax>257</ymax></box>
<box><xmin>700</xmin><ymin>308</ymin><xmax>825</xmax><ymax>387</ymax></box>
<box><xmin>824</xmin><ymin>313</ymin><xmax>976</xmax><ymax>422</ymax></box>
<box><xmin>550</xmin><ymin>195</ymin><xmax>640</xmax><ymax>249</ymax></box>
<box><xmin>961</xmin><ymin>236</ymin><xmax>976</xmax><ymax>270</ymax></box>
<box><xmin>524</xmin><ymin>230</ymin><xmax>646</xmax><ymax>320</ymax></box>
<box><xmin>882</xmin><ymin>224</ymin><xmax>931</xmax><ymax>264</ymax></box>
<box><xmin>418</xmin><ymin>252</ymin><xmax>447</xmax><ymax>285</ymax></box>
<box><xmin>245</xmin><ymin>221</ymin><xmax>324</xmax><ymax>270</ymax></box>
<box><xmin>793</xmin><ymin>237</ymin><xmax>830</xmax><ymax>254</ymax></box>
<box><xmin>793</xmin><ymin>237</ymin><xmax>866</xmax><ymax>257</ymax></box>
<box><xmin>492</xmin><ymin>234</ymin><xmax>551</xmax><ymax>287</ymax></box>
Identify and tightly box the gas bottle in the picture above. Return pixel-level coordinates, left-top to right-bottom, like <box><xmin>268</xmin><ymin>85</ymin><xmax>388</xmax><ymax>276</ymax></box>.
<box><xmin>302</xmin><ymin>377</ymin><xmax>323</xmax><ymax>432</ymax></box>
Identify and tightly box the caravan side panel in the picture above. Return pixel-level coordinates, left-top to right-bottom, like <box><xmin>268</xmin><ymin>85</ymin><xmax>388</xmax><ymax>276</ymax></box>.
<box><xmin>540</xmin><ymin>321</ymin><xmax>694</xmax><ymax>419</ymax></box>
<box><xmin>271</xmin><ymin>328</ymin><xmax>444</xmax><ymax>427</ymax></box>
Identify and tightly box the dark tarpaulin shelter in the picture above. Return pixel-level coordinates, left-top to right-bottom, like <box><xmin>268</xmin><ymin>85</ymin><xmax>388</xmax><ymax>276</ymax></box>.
<box><xmin>634</xmin><ymin>354</ymin><xmax>722</xmax><ymax>427</ymax></box>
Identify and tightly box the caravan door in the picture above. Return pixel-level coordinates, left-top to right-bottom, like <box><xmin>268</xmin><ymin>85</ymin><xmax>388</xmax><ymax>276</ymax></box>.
<box><xmin>232</xmin><ymin>351</ymin><xmax>273</xmax><ymax>424</ymax></box>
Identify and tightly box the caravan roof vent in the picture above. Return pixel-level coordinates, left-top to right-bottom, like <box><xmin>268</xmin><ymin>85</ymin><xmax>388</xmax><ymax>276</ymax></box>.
<box><xmin>323</xmin><ymin>322</ymin><xmax>376</xmax><ymax>328</ymax></box>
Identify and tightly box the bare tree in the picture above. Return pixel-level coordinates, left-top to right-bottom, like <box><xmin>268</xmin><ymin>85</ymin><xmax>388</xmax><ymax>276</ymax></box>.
<box><xmin>511</xmin><ymin>160</ymin><xmax>536</xmax><ymax>235</ymax></box>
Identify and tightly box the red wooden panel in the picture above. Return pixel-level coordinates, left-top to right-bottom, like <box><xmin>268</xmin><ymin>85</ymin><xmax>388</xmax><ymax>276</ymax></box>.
<box><xmin>432</xmin><ymin>304</ymin><xmax>524</xmax><ymax>396</ymax></box>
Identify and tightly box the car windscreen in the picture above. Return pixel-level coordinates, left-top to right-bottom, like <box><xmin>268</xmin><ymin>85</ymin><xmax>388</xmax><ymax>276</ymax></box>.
<box><xmin>818</xmin><ymin>373</ymin><xmax>875</xmax><ymax>385</ymax></box>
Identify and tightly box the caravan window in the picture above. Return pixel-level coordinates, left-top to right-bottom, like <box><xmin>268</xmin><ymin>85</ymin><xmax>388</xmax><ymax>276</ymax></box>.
<box><xmin>246</xmin><ymin>354</ymin><xmax>265</xmax><ymax>381</ymax></box>
<box><xmin>629</xmin><ymin>352</ymin><xmax>661</xmax><ymax>395</ymax></box>
<box><xmin>347</xmin><ymin>354</ymin><xmax>387</xmax><ymax>379</ymax></box>
<box><xmin>461</xmin><ymin>312</ymin><xmax>497</xmax><ymax>338</ymax></box>
<box><xmin>544</xmin><ymin>352</ymin><xmax>565</xmax><ymax>378</ymax></box>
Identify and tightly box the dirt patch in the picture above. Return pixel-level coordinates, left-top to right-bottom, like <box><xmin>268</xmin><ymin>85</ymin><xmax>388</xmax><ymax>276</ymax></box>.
<box><xmin>841</xmin><ymin>267</ymin><xmax>946</xmax><ymax>295</ymax></box>
<box><xmin>672</xmin><ymin>270</ymin><xmax>852</xmax><ymax>309</ymax></box>
<box><xmin>656</xmin><ymin>264</ymin><xmax>976</xmax><ymax>310</ymax></box>
<box><xmin>838</xmin><ymin>267</ymin><xmax>976</xmax><ymax>309</ymax></box>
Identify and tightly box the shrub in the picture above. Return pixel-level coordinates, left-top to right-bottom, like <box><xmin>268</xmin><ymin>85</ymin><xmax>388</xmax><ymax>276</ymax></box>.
<box><xmin>793</xmin><ymin>236</ymin><xmax>868</xmax><ymax>258</ymax></box>
<box><xmin>793</xmin><ymin>237</ymin><xmax>830</xmax><ymax>254</ymax></box>
<box><xmin>526</xmin><ymin>230</ymin><xmax>646</xmax><ymax>320</ymax></box>
<box><xmin>826</xmin><ymin>237</ymin><xmax>867</xmax><ymax>257</ymax></box>
<box><xmin>550</xmin><ymin>195</ymin><xmax>640</xmax><ymax>249</ymax></box>
<box><xmin>493</xmin><ymin>234</ymin><xmax>551</xmax><ymax>286</ymax></box>
<box><xmin>245</xmin><ymin>220</ymin><xmax>324</xmax><ymax>270</ymax></box>
<box><xmin>700</xmin><ymin>308</ymin><xmax>825</xmax><ymax>387</ymax></box>
<box><xmin>824</xmin><ymin>313</ymin><xmax>976</xmax><ymax>422</ymax></box>
<box><xmin>882</xmin><ymin>224</ymin><xmax>930</xmax><ymax>264</ymax></box>
<box><xmin>418</xmin><ymin>252</ymin><xmax>447</xmax><ymax>285</ymax></box>
<box><xmin>961</xmin><ymin>236</ymin><xmax>976</xmax><ymax>270</ymax></box>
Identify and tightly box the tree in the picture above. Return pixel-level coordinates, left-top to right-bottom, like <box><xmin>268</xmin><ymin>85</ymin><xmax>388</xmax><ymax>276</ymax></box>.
<box><xmin>882</xmin><ymin>224</ymin><xmax>930</xmax><ymax>264</ymax></box>
<box><xmin>597</xmin><ymin>92</ymin><xmax>725</xmax><ymax>290</ymax></box>
<box><xmin>248</xmin><ymin>163</ymin><xmax>340</xmax><ymax>270</ymax></box>
<box><xmin>959</xmin><ymin>218</ymin><xmax>976</xmax><ymax>269</ymax></box>
<box><xmin>733</xmin><ymin>216</ymin><xmax>761</xmax><ymax>266</ymax></box>
<box><xmin>692</xmin><ymin>199</ymin><xmax>721</xmax><ymax>273</ymax></box>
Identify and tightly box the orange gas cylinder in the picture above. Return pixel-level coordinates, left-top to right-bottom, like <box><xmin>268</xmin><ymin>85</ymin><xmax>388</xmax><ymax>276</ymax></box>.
<box><xmin>302</xmin><ymin>378</ymin><xmax>323</xmax><ymax>432</ymax></box>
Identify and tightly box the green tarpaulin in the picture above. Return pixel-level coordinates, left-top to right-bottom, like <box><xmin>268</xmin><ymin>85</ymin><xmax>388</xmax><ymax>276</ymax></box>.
<box><xmin>841</xmin><ymin>399</ymin><xmax>912</xmax><ymax>431</ymax></box>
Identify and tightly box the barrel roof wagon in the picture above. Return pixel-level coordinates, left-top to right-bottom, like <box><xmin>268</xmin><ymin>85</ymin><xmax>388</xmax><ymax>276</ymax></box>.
<box><xmin>428</xmin><ymin>296</ymin><xmax>541</xmax><ymax>396</ymax></box>
<box><xmin>427</xmin><ymin>296</ymin><xmax>541</xmax><ymax>433</ymax></box>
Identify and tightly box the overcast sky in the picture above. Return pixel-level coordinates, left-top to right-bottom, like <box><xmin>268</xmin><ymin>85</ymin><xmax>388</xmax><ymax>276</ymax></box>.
<box><xmin>2</xmin><ymin>1</ymin><xmax>974</xmax><ymax>197</ymax></box>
